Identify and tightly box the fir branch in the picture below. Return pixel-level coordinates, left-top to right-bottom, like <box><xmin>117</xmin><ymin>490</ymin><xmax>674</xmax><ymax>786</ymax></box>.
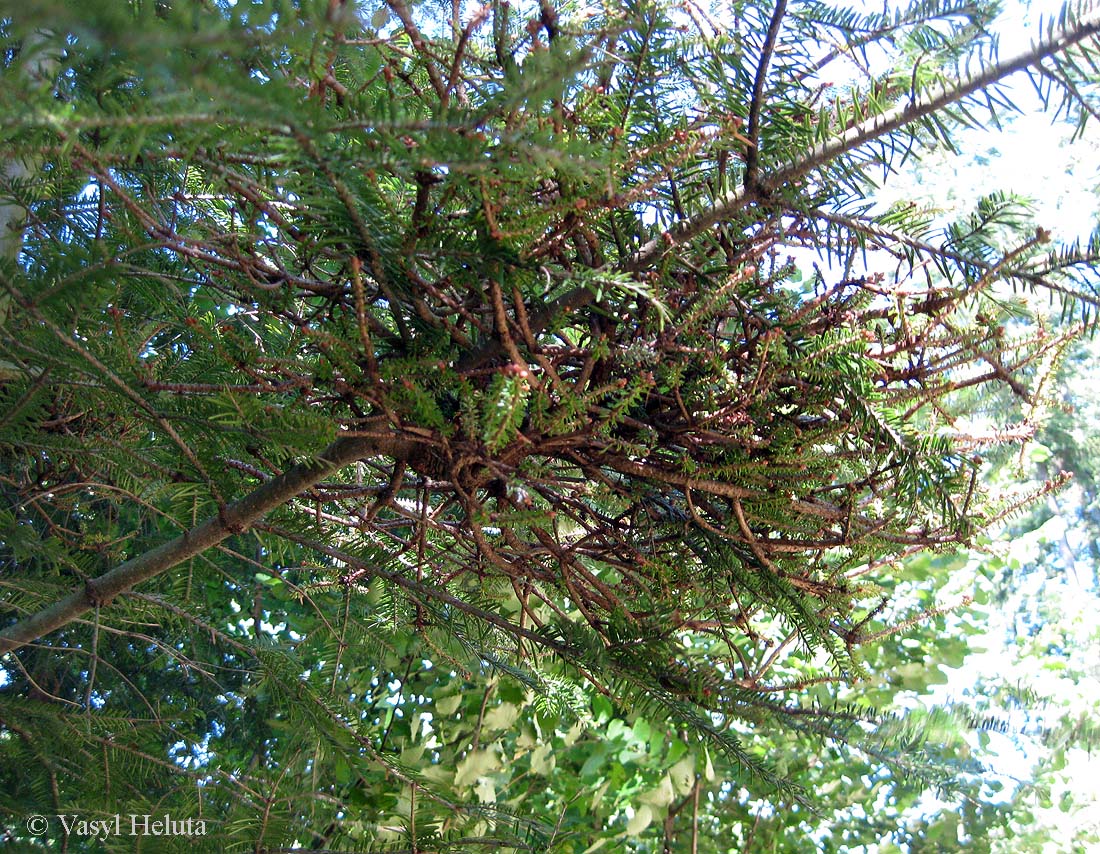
<box><xmin>0</xmin><ymin>433</ymin><xmax>412</xmax><ymax>653</ymax></box>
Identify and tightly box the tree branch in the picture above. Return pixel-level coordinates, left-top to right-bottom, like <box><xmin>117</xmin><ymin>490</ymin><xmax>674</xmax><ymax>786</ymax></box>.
<box><xmin>809</xmin><ymin>207</ymin><xmax>1100</xmax><ymax>308</ymax></box>
<box><xmin>5</xmin><ymin>6</ymin><xmax>1098</xmax><ymax>659</ymax></box>
<box><xmin>744</xmin><ymin>0</ymin><xmax>788</xmax><ymax>189</ymax></box>
<box><xmin>0</xmin><ymin>434</ymin><xmax>413</xmax><ymax>654</ymax></box>
<box><xmin>765</xmin><ymin>10</ymin><xmax>1100</xmax><ymax>190</ymax></box>
<box><xmin>628</xmin><ymin>7</ymin><xmax>1100</xmax><ymax>270</ymax></box>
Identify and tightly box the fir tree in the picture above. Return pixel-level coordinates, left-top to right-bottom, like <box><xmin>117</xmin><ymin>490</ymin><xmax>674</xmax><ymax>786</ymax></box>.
<box><xmin>1</xmin><ymin>1</ymin><xmax>1099</xmax><ymax>850</ymax></box>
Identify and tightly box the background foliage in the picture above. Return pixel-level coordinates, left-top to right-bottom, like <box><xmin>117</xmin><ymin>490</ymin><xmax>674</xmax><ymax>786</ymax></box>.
<box><xmin>1</xmin><ymin>0</ymin><xmax>1099</xmax><ymax>850</ymax></box>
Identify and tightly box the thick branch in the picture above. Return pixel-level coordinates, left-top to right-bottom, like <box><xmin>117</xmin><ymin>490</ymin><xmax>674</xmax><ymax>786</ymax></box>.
<box><xmin>0</xmin><ymin>435</ymin><xmax>412</xmax><ymax>654</ymax></box>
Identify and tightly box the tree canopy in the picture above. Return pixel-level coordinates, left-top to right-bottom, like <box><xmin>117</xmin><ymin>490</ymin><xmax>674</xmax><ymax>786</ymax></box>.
<box><xmin>2</xmin><ymin>0</ymin><xmax>1100</xmax><ymax>851</ymax></box>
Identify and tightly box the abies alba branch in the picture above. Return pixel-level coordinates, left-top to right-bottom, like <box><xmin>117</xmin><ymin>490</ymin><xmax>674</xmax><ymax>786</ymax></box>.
<box><xmin>0</xmin><ymin>0</ymin><xmax>1097</xmax><ymax>849</ymax></box>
